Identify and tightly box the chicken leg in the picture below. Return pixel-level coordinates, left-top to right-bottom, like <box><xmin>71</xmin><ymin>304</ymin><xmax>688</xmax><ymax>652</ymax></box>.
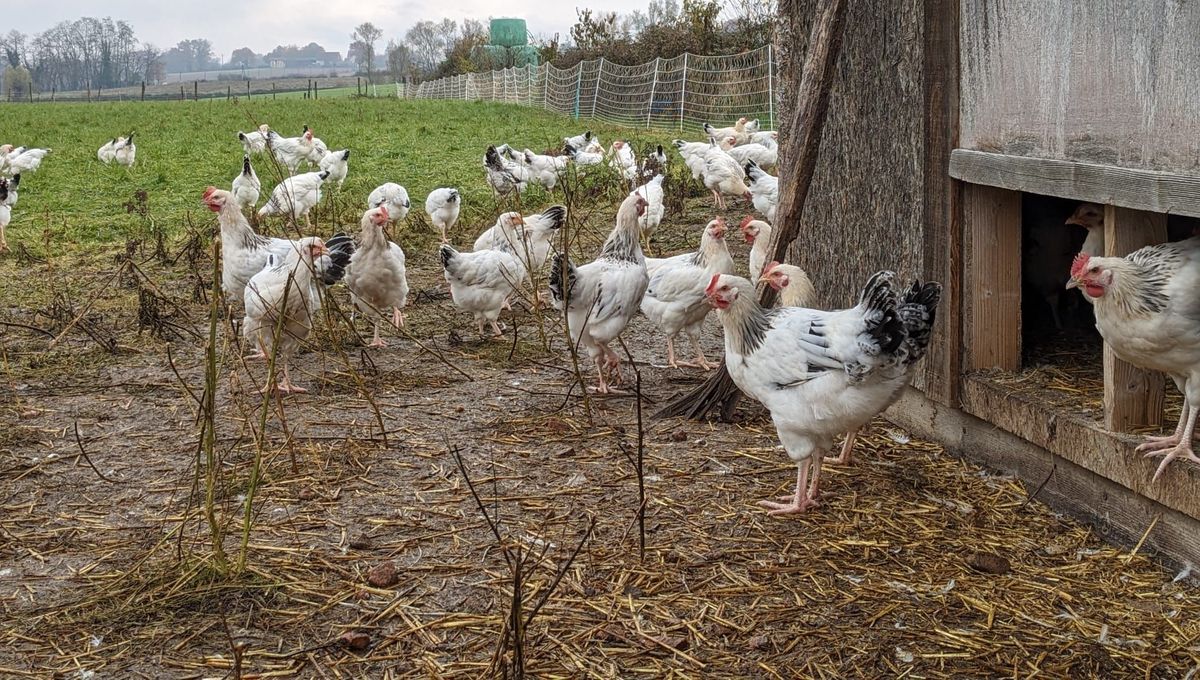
<box><xmin>1136</xmin><ymin>398</ymin><xmax>1190</xmax><ymax>453</ymax></box>
<box><xmin>828</xmin><ymin>429</ymin><xmax>859</xmax><ymax>466</ymax></box>
<box><xmin>392</xmin><ymin>307</ymin><xmax>406</xmax><ymax>330</ymax></box>
<box><xmin>369</xmin><ymin>320</ymin><xmax>387</xmax><ymax>348</ymax></box>
<box><xmin>1146</xmin><ymin>405</ymin><xmax>1200</xmax><ymax>483</ymax></box>
<box><xmin>759</xmin><ymin>458</ymin><xmax>819</xmax><ymax>515</ymax></box>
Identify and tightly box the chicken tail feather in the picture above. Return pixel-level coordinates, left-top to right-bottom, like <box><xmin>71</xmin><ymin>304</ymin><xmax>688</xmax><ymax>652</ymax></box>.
<box><xmin>548</xmin><ymin>253</ymin><xmax>576</xmax><ymax>306</ymax></box>
<box><xmin>318</xmin><ymin>233</ymin><xmax>355</xmax><ymax>286</ymax></box>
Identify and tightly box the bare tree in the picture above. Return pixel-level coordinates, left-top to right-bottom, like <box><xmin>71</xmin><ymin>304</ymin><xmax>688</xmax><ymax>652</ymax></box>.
<box><xmin>351</xmin><ymin>22</ymin><xmax>383</xmax><ymax>82</ymax></box>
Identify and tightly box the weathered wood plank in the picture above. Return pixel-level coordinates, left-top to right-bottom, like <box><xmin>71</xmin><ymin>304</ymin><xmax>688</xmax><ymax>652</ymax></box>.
<box><xmin>950</xmin><ymin>149</ymin><xmax>1200</xmax><ymax>219</ymax></box>
<box><xmin>962</xmin><ymin>184</ymin><xmax>1022</xmax><ymax>371</ymax></box>
<box><xmin>957</xmin><ymin>375</ymin><xmax>1199</xmax><ymax>519</ymax></box>
<box><xmin>1102</xmin><ymin>206</ymin><xmax>1168</xmax><ymax>432</ymax></box>
<box><xmin>916</xmin><ymin>0</ymin><xmax>962</xmax><ymax>406</ymax></box>
<box><xmin>889</xmin><ymin>387</ymin><xmax>1200</xmax><ymax>570</ymax></box>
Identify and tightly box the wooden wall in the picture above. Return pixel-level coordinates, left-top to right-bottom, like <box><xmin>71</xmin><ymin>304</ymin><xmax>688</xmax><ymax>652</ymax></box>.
<box><xmin>961</xmin><ymin>0</ymin><xmax>1200</xmax><ymax>173</ymax></box>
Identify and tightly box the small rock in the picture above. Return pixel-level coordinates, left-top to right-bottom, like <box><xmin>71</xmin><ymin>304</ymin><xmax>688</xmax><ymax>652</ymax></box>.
<box><xmin>556</xmin><ymin>447</ymin><xmax>576</xmax><ymax>458</ymax></box>
<box><xmin>298</xmin><ymin>488</ymin><xmax>317</xmax><ymax>501</ymax></box>
<box><xmin>614</xmin><ymin>425</ymin><xmax>627</xmax><ymax>434</ymax></box>
<box><xmin>349</xmin><ymin>535</ymin><xmax>373</xmax><ymax>550</ymax></box>
<box><xmin>338</xmin><ymin>631</ymin><xmax>371</xmax><ymax>651</ymax></box>
<box><xmin>669</xmin><ymin>430</ymin><xmax>687</xmax><ymax>442</ymax></box>
<box><xmin>366</xmin><ymin>561</ymin><xmax>399</xmax><ymax>588</ymax></box>
<box><xmin>748</xmin><ymin>635</ymin><xmax>770</xmax><ymax>651</ymax></box>
<box><xmin>455</xmin><ymin>405</ymin><xmax>465</xmax><ymax>413</ymax></box>
<box><xmin>966</xmin><ymin>553</ymin><xmax>1011</xmax><ymax>575</ymax></box>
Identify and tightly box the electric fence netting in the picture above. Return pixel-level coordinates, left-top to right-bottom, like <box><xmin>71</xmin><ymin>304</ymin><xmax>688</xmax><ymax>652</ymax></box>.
<box><xmin>405</xmin><ymin>45</ymin><xmax>778</xmax><ymax>133</ymax></box>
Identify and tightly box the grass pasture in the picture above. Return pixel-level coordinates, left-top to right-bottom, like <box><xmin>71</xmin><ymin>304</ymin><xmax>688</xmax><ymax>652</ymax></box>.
<box><xmin>2</xmin><ymin>99</ymin><xmax>1200</xmax><ymax>678</ymax></box>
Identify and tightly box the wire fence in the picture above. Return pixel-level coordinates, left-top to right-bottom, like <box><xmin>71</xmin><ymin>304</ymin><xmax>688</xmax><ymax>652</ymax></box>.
<box><xmin>406</xmin><ymin>45</ymin><xmax>777</xmax><ymax>132</ymax></box>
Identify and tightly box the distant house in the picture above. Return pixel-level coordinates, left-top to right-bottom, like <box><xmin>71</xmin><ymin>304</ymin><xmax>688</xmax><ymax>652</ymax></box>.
<box><xmin>269</xmin><ymin>59</ymin><xmax>286</xmax><ymax>69</ymax></box>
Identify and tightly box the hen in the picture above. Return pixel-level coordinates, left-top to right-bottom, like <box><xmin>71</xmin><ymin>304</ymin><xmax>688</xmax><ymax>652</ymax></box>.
<box><xmin>231</xmin><ymin>155</ymin><xmax>261</xmax><ymax>210</ymax></box>
<box><xmin>723</xmin><ymin>137</ymin><xmax>777</xmax><ymax>169</ymax></box>
<box><xmin>242</xmin><ymin>236</ymin><xmax>329</xmax><ymax>394</ymax></box>
<box><xmin>1068</xmin><ymin>240</ymin><xmax>1200</xmax><ymax>482</ymax></box>
<box><xmin>267</xmin><ymin>129</ymin><xmax>316</xmax><ymax>173</ymax></box>
<box><xmin>704</xmin><ymin>117</ymin><xmax>756</xmax><ymax>147</ymax></box>
<box><xmin>702</xmin><ymin>143</ymin><xmax>751</xmax><ymax>210</ymax></box>
<box><xmin>98</xmin><ymin>134</ymin><xmax>135</xmax><ymax>165</ymax></box>
<box><xmin>740</xmin><ymin>217</ymin><xmax>773</xmax><ymax>281</ymax></box>
<box><xmin>441</xmin><ymin>213</ymin><xmax>527</xmax><ymax>338</ymax></box>
<box><xmin>519</xmin><ymin>149</ymin><xmax>570</xmax><ymax>190</ymax></box>
<box><xmin>706</xmin><ymin>271</ymin><xmax>940</xmax><ymax>513</ymax></box>
<box><xmin>548</xmin><ymin>192</ymin><xmax>649</xmax><ymax>393</ymax></box>
<box><xmin>368</xmin><ymin>183</ymin><xmax>412</xmax><ymax>225</ymax></box>
<box><xmin>672</xmin><ymin>139</ymin><xmax>710</xmax><ymax>181</ymax></box>
<box><xmin>745</xmin><ymin>161</ymin><xmax>778</xmax><ymax>223</ymax></box>
<box><xmin>1066</xmin><ymin>202</ymin><xmax>1105</xmax><ymax>256</ymax></box>
<box><xmin>258</xmin><ymin>169</ymin><xmax>329</xmax><ymax>227</ymax></box>
<box><xmin>424</xmin><ymin>187</ymin><xmax>461</xmax><ymax>242</ymax></box>
<box><xmin>347</xmin><ymin>206</ymin><xmax>409</xmax><ymax>347</ymax></box>
<box><xmin>1</xmin><ymin>146</ymin><xmax>50</xmax><ymax>175</ymax></box>
<box><xmin>484</xmin><ymin>145</ymin><xmax>528</xmax><ymax>195</ymax></box>
<box><xmin>640</xmin><ymin>218</ymin><xmax>736</xmax><ymax>369</ymax></box>
<box><xmin>564</xmin><ymin>131</ymin><xmax>597</xmax><ymax>151</ymax></box>
<box><xmin>318</xmin><ymin>149</ymin><xmax>351</xmax><ymax>188</ymax></box>
<box><xmin>609</xmin><ymin>141</ymin><xmax>639</xmax><ymax>184</ymax></box>
<box><xmin>0</xmin><ymin>177</ymin><xmax>11</xmax><ymax>252</ymax></box>
<box><xmin>633</xmin><ymin>174</ymin><xmax>665</xmax><ymax>248</ymax></box>
<box><xmin>564</xmin><ymin>142</ymin><xmax>604</xmax><ymax>167</ymax></box>
<box><xmin>238</xmin><ymin>124</ymin><xmax>271</xmax><ymax>155</ymax></box>
<box><xmin>759</xmin><ymin>262</ymin><xmax>816</xmax><ymax>309</ymax></box>
<box><xmin>641</xmin><ymin>144</ymin><xmax>668</xmax><ymax>178</ymax></box>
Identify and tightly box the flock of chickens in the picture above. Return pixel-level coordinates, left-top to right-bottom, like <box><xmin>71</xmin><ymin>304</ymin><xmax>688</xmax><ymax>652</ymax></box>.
<box><xmin>4</xmin><ymin>111</ymin><xmax>1199</xmax><ymax>511</ymax></box>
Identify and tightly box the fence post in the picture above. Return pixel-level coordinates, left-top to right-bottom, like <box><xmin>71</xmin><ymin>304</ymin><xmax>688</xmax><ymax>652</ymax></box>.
<box><xmin>194</xmin><ymin>81</ymin><xmax>198</xmax><ymax>100</ymax></box>
<box><xmin>647</xmin><ymin>57</ymin><xmax>660</xmax><ymax>128</ymax></box>
<box><xmin>573</xmin><ymin>63</ymin><xmax>583</xmax><ymax>119</ymax></box>
<box><xmin>227</xmin><ymin>85</ymin><xmax>231</xmax><ymax>101</ymax></box>
<box><xmin>247</xmin><ymin>79</ymin><xmax>251</xmax><ymax>100</ymax></box>
<box><xmin>273</xmin><ymin>82</ymin><xmax>276</xmax><ymax>100</ymax></box>
<box><xmin>679</xmin><ymin>53</ymin><xmax>688</xmax><ymax>131</ymax></box>
<box><xmin>766</xmin><ymin>44</ymin><xmax>774</xmax><ymax>131</ymax></box>
<box><xmin>543</xmin><ymin>64</ymin><xmax>550</xmax><ymax>111</ymax></box>
<box><xmin>180</xmin><ymin>85</ymin><xmax>185</xmax><ymax>100</ymax></box>
<box><xmin>592</xmin><ymin>56</ymin><xmax>604</xmax><ymax>118</ymax></box>
<box><xmin>141</xmin><ymin>81</ymin><xmax>145</xmax><ymax>101</ymax></box>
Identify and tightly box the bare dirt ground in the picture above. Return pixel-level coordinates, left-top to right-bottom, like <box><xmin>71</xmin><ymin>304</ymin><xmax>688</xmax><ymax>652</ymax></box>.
<box><xmin>3</xmin><ymin>201</ymin><xmax>1200</xmax><ymax>679</ymax></box>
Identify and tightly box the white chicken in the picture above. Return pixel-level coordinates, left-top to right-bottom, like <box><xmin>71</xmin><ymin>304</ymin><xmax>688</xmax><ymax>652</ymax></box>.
<box><xmin>258</xmin><ymin>169</ymin><xmax>329</xmax><ymax>227</ymax></box>
<box><xmin>474</xmin><ymin>206</ymin><xmax>567</xmax><ymax>274</ymax></box>
<box><xmin>440</xmin><ymin>213</ymin><xmax>527</xmax><ymax>338</ymax></box>
<box><xmin>238</xmin><ymin>124</ymin><xmax>271</xmax><ymax>155</ymax></box>
<box><xmin>759</xmin><ymin>261</ymin><xmax>816</xmax><ymax>309</ymax></box>
<box><xmin>609</xmin><ymin>141</ymin><xmax>639</xmax><ymax>184</ymax></box>
<box><xmin>424</xmin><ymin>187</ymin><xmax>461</xmax><ymax>243</ymax></box>
<box><xmin>0</xmin><ymin>177</ymin><xmax>12</xmax><ymax>252</ymax></box>
<box><xmin>564</xmin><ymin>142</ymin><xmax>604</xmax><ymax>167</ymax></box>
<box><xmin>203</xmin><ymin>186</ymin><xmax>354</xmax><ymax>305</ymax></box>
<box><xmin>633</xmin><ymin>174</ymin><xmax>665</xmax><ymax>247</ymax></box>
<box><xmin>740</xmin><ymin>217</ymin><xmax>773</xmax><ymax>281</ymax></box>
<box><xmin>723</xmin><ymin>138</ymin><xmax>777</xmax><ymax>169</ymax></box>
<box><xmin>347</xmin><ymin>206</ymin><xmax>409</xmax><ymax>347</ymax></box>
<box><xmin>701</xmin><ymin>143</ymin><xmax>751</xmax><ymax>210</ymax></box>
<box><xmin>112</xmin><ymin>133</ymin><xmax>136</xmax><ymax>167</ymax></box>
<box><xmin>704</xmin><ymin>117</ymin><xmax>757</xmax><ymax>147</ymax></box>
<box><xmin>231</xmin><ymin>155</ymin><xmax>261</xmax><ymax>210</ymax></box>
<box><xmin>640</xmin><ymin>218</ymin><xmax>736</xmax><ymax>369</ymax></box>
<box><xmin>745</xmin><ymin>161</ymin><xmax>779</xmax><ymax>223</ymax></box>
<box><xmin>318</xmin><ymin>149</ymin><xmax>350</xmax><ymax>188</ymax></box>
<box><xmin>1</xmin><ymin>146</ymin><xmax>50</xmax><ymax>175</ymax></box>
<box><xmin>267</xmin><ymin>129</ymin><xmax>316</xmax><ymax>174</ymax></box>
<box><xmin>672</xmin><ymin>140</ymin><xmax>710</xmax><ymax>181</ymax></box>
<box><xmin>484</xmin><ymin>145</ymin><xmax>528</xmax><ymax>195</ymax></box>
<box><xmin>519</xmin><ymin>149</ymin><xmax>570</xmax><ymax>190</ymax></box>
<box><xmin>750</xmin><ymin>130</ymin><xmax>779</xmax><ymax>146</ymax></box>
<box><xmin>368</xmin><ymin>183</ymin><xmax>412</xmax><ymax>225</ymax></box>
<box><xmin>548</xmin><ymin>192</ymin><xmax>649</xmax><ymax>393</ymax></box>
<box><xmin>242</xmin><ymin>236</ymin><xmax>330</xmax><ymax>394</ymax></box>
<box><xmin>1068</xmin><ymin>240</ymin><xmax>1200</xmax><ymax>483</ymax></box>
<box><xmin>97</xmin><ymin>136</ymin><xmax>122</xmax><ymax>164</ymax></box>
<box><xmin>307</xmin><ymin>132</ymin><xmax>329</xmax><ymax>166</ymax></box>
<box><xmin>705</xmin><ymin>271</ymin><xmax>941</xmax><ymax>513</ymax></box>
<box><xmin>564</xmin><ymin>131</ymin><xmax>598</xmax><ymax>151</ymax></box>
<box><xmin>641</xmin><ymin>144</ymin><xmax>668</xmax><ymax>178</ymax></box>
<box><xmin>2</xmin><ymin>173</ymin><xmax>19</xmax><ymax>207</ymax></box>
<box><xmin>1066</xmin><ymin>202</ymin><xmax>1105</xmax><ymax>256</ymax></box>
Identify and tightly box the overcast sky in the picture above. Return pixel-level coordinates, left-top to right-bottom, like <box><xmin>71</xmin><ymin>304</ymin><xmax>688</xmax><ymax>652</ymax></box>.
<box><xmin>6</xmin><ymin>1</ymin><xmax>651</xmax><ymax>58</ymax></box>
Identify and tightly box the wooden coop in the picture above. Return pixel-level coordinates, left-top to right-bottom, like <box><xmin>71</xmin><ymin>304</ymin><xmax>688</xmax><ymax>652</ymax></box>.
<box><xmin>780</xmin><ymin>0</ymin><xmax>1200</xmax><ymax>563</ymax></box>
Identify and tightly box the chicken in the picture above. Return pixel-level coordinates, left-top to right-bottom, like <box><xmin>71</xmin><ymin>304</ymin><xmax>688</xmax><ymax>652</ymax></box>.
<box><xmin>238</xmin><ymin>124</ymin><xmax>271</xmax><ymax>155</ymax></box>
<box><xmin>741</xmin><ymin>217</ymin><xmax>773</xmax><ymax>281</ymax></box>
<box><xmin>703</xmin><ymin>117</ymin><xmax>754</xmax><ymax>147</ymax></box>
<box><xmin>724</xmin><ymin>139</ymin><xmax>778</xmax><ymax>169</ymax></box>
<box><xmin>0</xmin><ymin>177</ymin><xmax>11</xmax><ymax>252</ymax></box>
<box><xmin>368</xmin><ymin>183</ymin><xmax>412</xmax><ymax>225</ymax></box>
<box><xmin>640</xmin><ymin>218</ymin><xmax>736</xmax><ymax>369</ymax></box>
<box><xmin>759</xmin><ymin>262</ymin><xmax>816</xmax><ymax>308</ymax></box>
<box><xmin>673</xmin><ymin>140</ymin><xmax>710</xmax><ymax>180</ymax></box>
<box><xmin>267</xmin><ymin>129</ymin><xmax>316</xmax><ymax>173</ymax></box>
<box><xmin>318</xmin><ymin>149</ymin><xmax>350</xmax><ymax>188</ymax></box>
<box><xmin>1068</xmin><ymin>240</ymin><xmax>1200</xmax><ymax>482</ymax></box>
<box><xmin>706</xmin><ymin>271</ymin><xmax>940</xmax><ymax>513</ymax></box>
<box><xmin>633</xmin><ymin>174</ymin><xmax>665</xmax><ymax>247</ymax></box>
<box><xmin>564</xmin><ymin>142</ymin><xmax>604</xmax><ymax>167</ymax></box>
<box><xmin>519</xmin><ymin>148</ymin><xmax>570</xmax><ymax>189</ymax></box>
<box><xmin>98</xmin><ymin>137</ymin><xmax>121</xmax><ymax>164</ymax></box>
<box><xmin>474</xmin><ymin>206</ymin><xmax>566</xmax><ymax>274</ymax></box>
<box><xmin>112</xmin><ymin>133</ymin><xmax>136</xmax><ymax>167</ymax></box>
<box><xmin>3</xmin><ymin>173</ymin><xmax>19</xmax><ymax>207</ymax></box>
<box><xmin>548</xmin><ymin>192</ymin><xmax>649</xmax><ymax>394</ymax></box>
<box><xmin>440</xmin><ymin>213</ymin><xmax>527</xmax><ymax>338</ymax></box>
<box><xmin>564</xmin><ymin>131</ymin><xmax>598</xmax><ymax>151</ymax></box>
<box><xmin>641</xmin><ymin>144</ymin><xmax>668</xmax><ymax>178</ymax></box>
<box><xmin>307</xmin><ymin>133</ymin><xmax>329</xmax><ymax>166</ymax></box>
<box><xmin>231</xmin><ymin>155</ymin><xmax>261</xmax><ymax>210</ymax></box>
<box><xmin>203</xmin><ymin>186</ymin><xmax>354</xmax><ymax>305</ymax></box>
<box><xmin>750</xmin><ymin>130</ymin><xmax>779</xmax><ymax>146</ymax></box>
<box><xmin>701</xmin><ymin>143</ymin><xmax>751</xmax><ymax>210</ymax></box>
<box><xmin>1066</xmin><ymin>202</ymin><xmax>1105</xmax><ymax>256</ymax></box>
<box><xmin>347</xmin><ymin>206</ymin><xmax>409</xmax><ymax>347</ymax></box>
<box><xmin>609</xmin><ymin>141</ymin><xmax>639</xmax><ymax>184</ymax></box>
<box><xmin>1</xmin><ymin>146</ymin><xmax>50</xmax><ymax>175</ymax></box>
<box><xmin>745</xmin><ymin>161</ymin><xmax>778</xmax><ymax>223</ymax></box>
<box><xmin>242</xmin><ymin>237</ymin><xmax>330</xmax><ymax>394</ymax></box>
<box><xmin>258</xmin><ymin>169</ymin><xmax>329</xmax><ymax>227</ymax></box>
<box><xmin>484</xmin><ymin>145</ymin><xmax>528</xmax><ymax>195</ymax></box>
<box><xmin>424</xmin><ymin>187</ymin><xmax>461</xmax><ymax>242</ymax></box>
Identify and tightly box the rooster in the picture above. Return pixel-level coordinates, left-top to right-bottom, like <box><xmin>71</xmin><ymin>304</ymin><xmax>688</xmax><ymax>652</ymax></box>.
<box><xmin>706</xmin><ymin>271</ymin><xmax>941</xmax><ymax>513</ymax></box>
<box><xmin>318</xmin><ymin>149</ymin><xmax>350</xmax><ymax>188</ymax></box>
<box><xmin>347</xmin><ymin>206</ymin><xmax>409</xmax><ymax>347</ymax></box>
<box><xmin>633</xmin><ymin>174</ymin><xmax>665</xmax><ymax>249</ymax></box>
<box><xmin>369</xmin><ymin>183</ymin><xmax>412</xmax><ymax>225</ymax></box>
<box><xmin>640</xmin><ymin>218</ymin><xmax>736</xmax><ymax>369</ymax></box>
<box><xmin>231</xmin><ymin>155</ymin><xmax>260</xmax><ymax>210</ymax></box>
<box><xmin>238</xmin><ymin>124</ymin><xmax>271</xmax><ymax>155</ymax></box>
<box><xmin>1068</xmin><ymin>240</ymin><xmax>1200</xmax><ymax>482</ymax></box>
<box><xmin>484</xmin><ymin>145</ymin><xmax>528</xmax><ymax>195</ymax></box>
<box><xmin>258</xmin><ymin>169</ymin><xmax>329</xmax><ymax>227</ymax></box>
<box><xmin>424</xmin><ymin>187</ymin><xmax>461</xmax><ymax>242</ymax></box>
<box><xmin>242</xmin><ymin>237</ymin><xmax>330</xmax><ymax>394</ymax></box>
<box><xmin>745</xmin><ymin>161</ymin><xmax>778</xmax><ymax>223</ymax></box>
<box><xmin>441</xmin><ymin>213</ymin><xmax>527</xmax><ymax>338</ymax></box>
<box><xmin>549</xmin><ymin>192</ymin><xmax>649</xmax><ymax>394</ymax></box>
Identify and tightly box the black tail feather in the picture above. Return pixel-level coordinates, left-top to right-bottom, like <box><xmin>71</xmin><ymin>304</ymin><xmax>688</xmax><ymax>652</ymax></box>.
<box><xmin>547</xmin><ymin>253</ymin><xmax>576</xmax><ymax>304</ymax></box>
<box><xmin>540</xmin><ymin>205</ymin><xmax>567</xmax><ymax>230</ymax></box>
<box><xmin>439</xmin><ymin>243</ymin><xmax>457</xmax><ymax>273</ymax></box>
<box><xmin>320</xmin><ymin>232</ymin><xmax>355</xmax><ymax>285</ymax></box>
<box><xmin>858</xmin><ymin>271</ymin><xmax>904</xmax><ymax>356</ymax></box>
<box><xmin>485</xmin><ymin>145</ymin><xmax>504</xmax><ymax>170</ymax></box>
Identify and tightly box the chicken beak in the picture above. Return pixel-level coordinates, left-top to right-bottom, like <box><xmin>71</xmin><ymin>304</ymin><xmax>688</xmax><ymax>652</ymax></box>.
<box><xmin>1064</xmin><ymin>217</ymin><xmax>1083</xmax><ymax>227</ymax></box>
<box><xmin>1065</xmin><ymin>277</ymin><xmax>1081</xmax><ymax>290</ymax></box>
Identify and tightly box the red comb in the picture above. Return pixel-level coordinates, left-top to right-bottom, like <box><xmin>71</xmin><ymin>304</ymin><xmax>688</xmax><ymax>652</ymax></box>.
<box><xmin>739</xmin><ymin>215</ymin><xmax>755</xmax><ymax>229</ymax></box>
<box><xmin>1070</xmin><ymin>252</ymin><xmax>1091</xmax><ymax>279</ymax></box>
<box><xmin>705</xmin><ymin>274</ymin><xmax>721</xmax><ymax>296</ymax></box>
<box><xmin>203</xmin><ymin>186</ymin><xmax>218</xmax><ymax>199</ymax></box>
<box><xmin>764</xmin><ymin>261</ymin><xmax>780</xmax><ymax>274</ymax></box>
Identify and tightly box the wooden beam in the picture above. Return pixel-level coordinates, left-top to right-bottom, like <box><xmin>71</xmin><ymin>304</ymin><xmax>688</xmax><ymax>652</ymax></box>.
<box><xmin>950</xmin><ymin>149</ymin><xmax>1200</xmax><ymax>219</ymax></box>
<box><xmin>1102</xmin><ymin>206</ymin><xmax>1168</xmax><ymax>432</ymax></box>
<box><xmin>962</xmin><ymin>183</ymin><xmax>1022</xmax><ymax>371</ymax></box>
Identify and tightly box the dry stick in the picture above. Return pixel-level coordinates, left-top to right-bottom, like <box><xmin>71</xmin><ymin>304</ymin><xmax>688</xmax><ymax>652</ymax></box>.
<box><xmin>165</xmin><ymin>343</ymin><xmax>202</xmax><ymax>407</ymax></box>
<box><xmin>0</xmin><ymin>320</ymin><xmax>54</xmax><ymax>337</ymax></box>
<box><xmin>554</xmin><ymin>167</ymin><xmax>593</xmax><ymax>422</ymax></box>
<box><xmin>656</xmin><ymin>0</ymin><xmax>849</xmax><ymax>421</ymax></box>
<box><xmin>1018</xmin><ymin>463</ymin><xmax>1056</xmax><ymax>513</ymax></box>
<box><xmin>46</xmin><ymin>261</ymin><xmax>129</xmax><ymax>349</ymax></box>
<box><xmin>72</xmin><ymin>421</ymin><xmax>117</xmax><ymax>483</ymax></box>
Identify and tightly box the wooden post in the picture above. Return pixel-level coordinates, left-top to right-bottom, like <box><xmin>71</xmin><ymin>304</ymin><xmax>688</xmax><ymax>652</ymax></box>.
<box><xmin>1102</xmin><ymin>206</ymin><xmax>1167</xmax><ymax>432</ymax></box>
<box><xmin>227</xmin><ymin>85</ymin><xmax>231</xmax><ymax>101</ymax></box>
<box><xmin>28</xmin><ymin>83</ymin><xmax>33</xmax><ymax>103</ymax></box>
<box><xmin>358</xmin><ymin>77</ymin><xmax>362</xmax><ymax>96</ymax></box>
<box><xmin>247</xmin><ymin>79</ymin><xmax>251</xmax><ymax>99</ymax></box>
<box><xmin>141</xmin><ymin>81</ymin><xmax>145</xmax><ymax>101</ymax></box>
<box><xmin>194</xmin><ymin>81</ymin><xmax>198</xmax><ymax>99</ymax></box>
<box><xmin>181</xmin><ymin>85</ymin><xmax>185</xmax><ymax>100</ymax></box>
<box><xmin>272</xmin><ymin>82</ymin><xmax>276</xmax><ymax>100</ymax></box>
<box><xmin>962</xmin><ymin>184</ymin><xmax>1022</xmax><ymax>371</ymax></box>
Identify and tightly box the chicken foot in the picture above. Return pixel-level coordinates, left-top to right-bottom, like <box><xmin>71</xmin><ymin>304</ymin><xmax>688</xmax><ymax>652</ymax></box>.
<box><xmin>827</xmin><ymin>429</ymin><xmax>859</xmax><ymax>466</ymax></box>
<box><xmin>392</xmin><ymin>307</ymin><xmax>406</xmax><ymax>330</ymax></box>
<box><xmin>369</xmin><ymin>321</ymin><xmax>387</xmax><ymax>348</ymax></box>
<box><xmin>1136</xmin><ymin>401</ymin><xmax>1190</xmax><ymax>454</ymax></box>
<box><xmin>1146</xmin><ymin>406</ymin><xmax>1200</xmax><ymax>483</ymax></box>
<box><xmin>759</xmin><ymin>458</ymin><xmax>820</xmax><ymax>515</ymax></box>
